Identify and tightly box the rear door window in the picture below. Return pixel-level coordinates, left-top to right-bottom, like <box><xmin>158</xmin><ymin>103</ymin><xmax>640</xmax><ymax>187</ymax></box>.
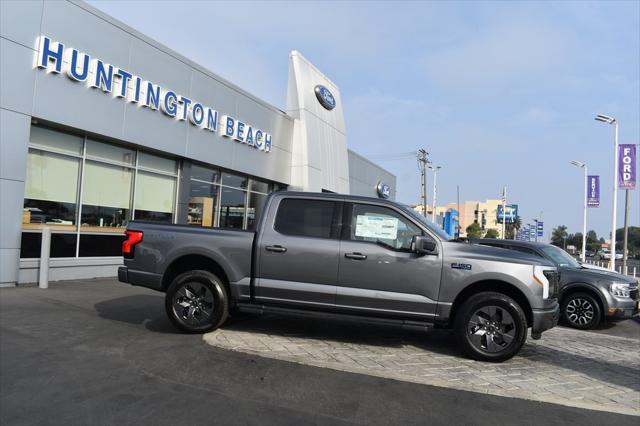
<box><xmin>274</xmin><ymin>198</ymin><xmax>337</xmax><ymax>239</ymax></box>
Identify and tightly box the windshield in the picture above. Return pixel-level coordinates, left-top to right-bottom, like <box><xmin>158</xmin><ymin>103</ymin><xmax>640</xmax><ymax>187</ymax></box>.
<box><xmin>540</xmin><ymin>245</ymin><xmax>581</xmax><ymax>268</ymax></box>
<box><xmin>396</xmin><ymin>204</ymin><xmax>453</xmax><ymax>241</ymax></box>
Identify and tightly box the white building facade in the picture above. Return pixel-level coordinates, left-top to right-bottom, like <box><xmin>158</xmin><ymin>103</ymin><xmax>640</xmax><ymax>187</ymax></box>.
<box><xmin>0</xmin><ymin>0</ymin><xmax>396</xmax><ymax>286</ymax></box>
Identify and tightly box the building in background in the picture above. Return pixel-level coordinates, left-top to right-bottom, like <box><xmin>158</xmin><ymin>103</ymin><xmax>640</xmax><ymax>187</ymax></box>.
<box><xmin>0</xmin><ymin>1</ymin><xmax>396</xmax><ymax>286</ymax></box>
<box><xmin>442</xmin><ymin>209</ymin><xmax>459</xmax><ymax>237</ymax></box>
<box><xmin>412</xmin><ymin>205</ymin><xmax>459</xmax><ymax>238</ymax></box>
<box><xmin>419</xmin><ymin>199</ymin><xmax>514</xmax><ymax>238</ymax></box>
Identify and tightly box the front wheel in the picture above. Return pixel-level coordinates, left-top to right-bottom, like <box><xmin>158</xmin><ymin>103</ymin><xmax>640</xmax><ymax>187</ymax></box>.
<box><xmin>454</xmin><ymin>292</ymin><xmax>528</xmax><ymax>362</ymax></box>
<box><xmin>561</xmin><ymin>292</ymin><xmax>601</xmax><ymax>330</ymax></box>
<box><xmin>165</xmin><ymin>270</ymin><xmax>229</xmax><ymax>333</ymax></box>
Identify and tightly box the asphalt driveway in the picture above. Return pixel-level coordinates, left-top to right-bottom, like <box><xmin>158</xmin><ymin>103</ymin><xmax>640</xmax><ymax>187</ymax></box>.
<box><xmin>1</xmin><ymin>279</ymin><xmax>638</xmax><ymax>425</ymax></box>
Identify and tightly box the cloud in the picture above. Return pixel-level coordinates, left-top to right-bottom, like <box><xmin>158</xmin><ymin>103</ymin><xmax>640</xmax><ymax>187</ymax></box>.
<box><xmin>419</xmin><ymin>20</ymin><xmax>576</xmax><ymax>96</ymax></box>
<box><xmin>512</xmin><ymin>106</ymin><xmax>557</xmax><ymax>125</ymax></box>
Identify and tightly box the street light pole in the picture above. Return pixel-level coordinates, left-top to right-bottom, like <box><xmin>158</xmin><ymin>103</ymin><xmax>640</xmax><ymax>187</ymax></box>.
<box><xmin>570</xmin><ymin>160</ymin><xmax>588</xmax><ymax>263</ymax></box>
<box><xmin>622</xmin><ymin>189</ymin><xmax>630</xmax><ymax>273</ymax></box>
<box><xmin>430</xmin><ymin>165</ymin><xmax>441</xmax><ymax>223</ymax></box>
<box><xmin>595</xmin><ymin>114</ymin><xmax>618</xmax><ymax>271</ymax></box>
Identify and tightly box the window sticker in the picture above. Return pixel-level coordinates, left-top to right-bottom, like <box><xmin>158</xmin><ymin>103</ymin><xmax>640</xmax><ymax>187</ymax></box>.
<box><xmin>355</xmin><ymin>215</ymin><xmax>398</xmax><ymax>240</ymax></box>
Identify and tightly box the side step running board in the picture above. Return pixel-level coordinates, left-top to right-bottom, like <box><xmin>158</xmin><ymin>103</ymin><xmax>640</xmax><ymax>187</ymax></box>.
<box><xmin>235</xmin><ymin>302</ymin><xmax>433</xmax><ymax>331</ymax></box>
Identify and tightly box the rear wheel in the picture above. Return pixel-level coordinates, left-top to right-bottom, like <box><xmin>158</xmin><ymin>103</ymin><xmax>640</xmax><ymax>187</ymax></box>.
<box><xmin>561</xmin><ymin>292</ymin><xmax>601</xmax><ymax>330</ymax></box>
<box><xmin>165</xmin><ymin>270</ymin><xmax>229</xmax><ymax>333</ymax></box>
<box><xmin>454</xmin><ymin>292</ymin><xmax>528</xmax><ymax>362</ymax></box>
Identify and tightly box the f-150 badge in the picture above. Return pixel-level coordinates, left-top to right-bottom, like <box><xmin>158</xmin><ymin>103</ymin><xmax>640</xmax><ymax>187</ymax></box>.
<box><xmin>451</xmin><ymin>263</ymin><xmax>472</xmax><ymax>270</ymax></box>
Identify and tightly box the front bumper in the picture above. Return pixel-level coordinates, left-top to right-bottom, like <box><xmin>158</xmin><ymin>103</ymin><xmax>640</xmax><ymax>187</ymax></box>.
<box><xmin>606</xmin><ymin>298</ymin><xmax>639</xmax><ymax>320</ymax></box>
<box><xmin>531</xmin><ymin>303</ymin><xmax>560</xmax><ymax>338</ymax></box>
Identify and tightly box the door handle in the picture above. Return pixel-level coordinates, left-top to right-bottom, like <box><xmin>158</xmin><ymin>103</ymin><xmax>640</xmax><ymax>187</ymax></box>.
<box><xmin>345</xmin><ymin>252</ymin><xmax>367</xmax><ymax>260</ymax></box>
<box><xmin>265</xmin><ymin>245</ymin><xmax>287</xmax><ymax>253</ymax></box>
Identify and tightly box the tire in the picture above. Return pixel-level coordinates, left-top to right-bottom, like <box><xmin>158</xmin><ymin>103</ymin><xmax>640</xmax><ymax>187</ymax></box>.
<box><xmin>561</xmin><ymin>292</ymin><xmax>601</xmax><ymax>330</ymax></box>
<box><xmin>454</xmin><ymin>292</ymin><xmax>528</xmax><ymax>363</ymax></box>
<box><xmin>165</xmin><ymin>270</ymin><xmax>229</xmax><ymax>333</ymax></box>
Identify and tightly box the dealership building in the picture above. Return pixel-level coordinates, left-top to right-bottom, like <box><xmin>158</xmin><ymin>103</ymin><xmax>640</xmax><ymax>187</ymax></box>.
<box><xmin>0</xmin><ymin>0</ymin><xmax>396</xmax><ymax>287</ymax></box>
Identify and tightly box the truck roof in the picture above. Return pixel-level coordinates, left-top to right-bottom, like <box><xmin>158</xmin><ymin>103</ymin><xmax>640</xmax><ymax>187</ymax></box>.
<box><xmin>475</xmin><ymin>239</ymin><xmax>552</xmax><ymax>248</ymax></box>
<box><xmin>272</xmin><ymin>191</ymin><xmax>398</xmax><ymax>204</ymax></box>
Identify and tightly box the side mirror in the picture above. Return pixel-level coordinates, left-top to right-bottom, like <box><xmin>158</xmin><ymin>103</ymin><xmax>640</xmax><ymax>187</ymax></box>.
<box><xmin>413</xmin><ymin>235</ymin><xmax>437</xmax><ymax>255</ymax></box>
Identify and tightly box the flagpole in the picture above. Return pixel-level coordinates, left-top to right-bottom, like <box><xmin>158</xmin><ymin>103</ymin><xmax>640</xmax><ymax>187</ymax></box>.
<box><xmin>502</xmin><ymin>186</ymin><xmax>507</xmax><ymax>239</ymax></box>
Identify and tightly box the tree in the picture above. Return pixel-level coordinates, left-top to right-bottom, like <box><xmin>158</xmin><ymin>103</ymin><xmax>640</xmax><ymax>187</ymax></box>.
<box><xmin>615</xmin><ymin>226</ymin><xmax>640</xmax><ymax>256</ymax></box>
<box><xmin>587</xmin><ymin>230</ymin><xmax>598</xmax><ymax>242</ymax></box>
<box><xmin>466</xmin><ymin>222</ymin><xmax>482</xmax><ymax>239</ymax></box>
<box><xmin>484</xmin><ymin>229</ymin><xmax>500</xmax><ymax>239</ymax></box>
<box><xmin>551</xmin><ymin>225</ymin><xmax>568</xmax><ymax>247</ymax></box>
<box><xmin>568</xmin><ymin>232</ymin><xmax>583</xmax><ymax>248</ymax></box>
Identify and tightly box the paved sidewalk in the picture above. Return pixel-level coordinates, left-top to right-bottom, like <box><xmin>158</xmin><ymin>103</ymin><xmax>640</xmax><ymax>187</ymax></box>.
<box><xmin>205</xmin><ymin>314</ymin><xmax>640</xmax><ymax>415</ymax></box>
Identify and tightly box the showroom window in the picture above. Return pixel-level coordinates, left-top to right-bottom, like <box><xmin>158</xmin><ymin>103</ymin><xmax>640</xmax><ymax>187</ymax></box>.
<box><xmin>246</xmin><ymin>179</ymin><xmax>270</xmax><ymax>230</ymax></box>
<box><xmin>21</xmin><ymin>125</ymin><xmax>178</xmax><ymax>258</ymax></box>
<box><xmin>219</xmin><ymin>173</ymin><xmax>248</xmax><ymax>229</ymax></box>
<box><xmin>23</xmin><ymin>127</ymin><xmax>83</xmax><ymax>232</ymax></box>
<box><xmin>187</xmin><ymin>166</ymin><xmax>273</xmax><ymax>230</ymax></box>
<box><xmin>80</xmin><ymin>139</ymin><xmax>135</xmax><ymax>232</ymax></box>
<box><xmin>21</xmin><ymin>124</ymin><xmax>280</xmax><ymax>258</ymax></box>
<box><xmin>188</xmin><ymin>165</ymin><xmax>220</xmax><ymax>227</ymax></box>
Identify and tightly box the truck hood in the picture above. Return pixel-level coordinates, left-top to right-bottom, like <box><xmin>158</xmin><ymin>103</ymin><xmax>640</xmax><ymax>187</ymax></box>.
<box><xmin>562</xmin><ymin>266</ymin><xmax>638</xmax><ymax>284</ymax></box>
<box><xmin>443</xmin><ymin>241</ymin><xmax>555</xmax><ymax>267</ymax></box>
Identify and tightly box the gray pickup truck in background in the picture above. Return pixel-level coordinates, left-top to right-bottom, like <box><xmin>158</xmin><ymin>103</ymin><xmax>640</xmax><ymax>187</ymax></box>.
<box><xmin>119</xmin><ymin>192</ymin><xmax>560</xmax><ymax>362</ymax></box>
<box><xmin>476</xmin><ymin>239</ymin><xmax>639</xmax><ymax>329</ymax></box>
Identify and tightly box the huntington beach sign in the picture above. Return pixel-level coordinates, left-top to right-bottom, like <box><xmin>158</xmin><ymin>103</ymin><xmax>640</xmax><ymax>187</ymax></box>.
<box><xmin>35</xmin><ymin>36</ymin><xmax>272</xmax><ymax>153</ymax></box>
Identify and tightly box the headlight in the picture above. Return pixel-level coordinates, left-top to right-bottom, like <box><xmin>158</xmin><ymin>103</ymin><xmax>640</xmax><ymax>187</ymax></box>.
<box><xmin>610</xmin><ymin>282</ymin><xmax>631</xmax><ymax>298</ymax></box>
<box><xmin>533</xmin><ymin>265</ymin><xmax>550</xmax><ymax>299</ymax></box>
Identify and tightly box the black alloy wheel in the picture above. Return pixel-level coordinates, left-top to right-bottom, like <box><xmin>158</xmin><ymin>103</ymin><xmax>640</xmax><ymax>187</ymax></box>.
<box><xmin>455</xmin><ymin>291</ymin><xmax>528</xmax><ymax>363</ymax></box>
<box><xmin>165</xmin><ymin>270</ymin><xmax>229</xmax><ymax>333</ymax></box>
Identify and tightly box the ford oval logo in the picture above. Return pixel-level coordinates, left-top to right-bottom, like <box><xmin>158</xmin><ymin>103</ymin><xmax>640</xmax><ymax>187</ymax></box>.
<box><xmin>314</xmin><ymin>85</ymin><xmax>336</xmax><ymax>111</ymax></box>
<box><xmin>376</xmin><ymin>182</ymin><xmax>390</xmax><ymax>199</ymax></box>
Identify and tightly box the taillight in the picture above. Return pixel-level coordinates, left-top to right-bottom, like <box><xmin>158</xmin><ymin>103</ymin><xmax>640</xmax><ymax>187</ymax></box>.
<box><xmin>123</xmin><ymin>230</ymin><xmax>143</xmax><ymax>257</ymax></box>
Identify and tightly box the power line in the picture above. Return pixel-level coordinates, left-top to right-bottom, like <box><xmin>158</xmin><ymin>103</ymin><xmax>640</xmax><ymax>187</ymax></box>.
<box><xmin>363</xmin><ymin>151</ymin><xmax>418</xmax><ymax>160</ymax></box>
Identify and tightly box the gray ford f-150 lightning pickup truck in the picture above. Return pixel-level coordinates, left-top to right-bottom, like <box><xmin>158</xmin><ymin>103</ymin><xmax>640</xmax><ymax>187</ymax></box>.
<box><xmin>119</xmin><ymin>192</ymin><xmax>560</xmax><ymax>362</ymax></box>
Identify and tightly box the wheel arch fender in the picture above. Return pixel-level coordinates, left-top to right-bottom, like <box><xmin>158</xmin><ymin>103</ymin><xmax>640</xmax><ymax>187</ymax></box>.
<box><xmin>444</xmin><ymin>279</ymin><xmax>533</xmax><ymax>328</ymax></box>
<box><xmin>161</xmin><ymin>249</ymin><xmax>232</xmax><ymax>292</ymax></box>
<box><xmin>560</xmin><ymin>282</ymin><xmax>608</xmax><ymax>313</ymax></box>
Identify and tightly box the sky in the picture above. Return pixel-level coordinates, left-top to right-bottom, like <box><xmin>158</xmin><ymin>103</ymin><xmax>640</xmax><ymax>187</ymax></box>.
<box><xmin>89</xmin><ymin>0</ymin><xmax>639</xmax><ymax>240</ymax></box>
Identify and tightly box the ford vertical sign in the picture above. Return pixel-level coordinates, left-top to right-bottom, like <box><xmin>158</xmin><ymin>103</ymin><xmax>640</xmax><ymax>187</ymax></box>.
<box><xmin>618</xmin><ymin>144</ymin><xmax>636</xmax><ymax>190</ymax></box>
<box><xmin>587</xmin><ymin>175</ymin><xmax>600</xmax><ymax>207</ymax></box>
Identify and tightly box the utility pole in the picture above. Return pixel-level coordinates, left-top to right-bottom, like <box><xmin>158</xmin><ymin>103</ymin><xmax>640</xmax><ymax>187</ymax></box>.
<box><xmin>417</xmin><ymin>149</ymin><xmax>430</xmax><ymax>217</ymax></box>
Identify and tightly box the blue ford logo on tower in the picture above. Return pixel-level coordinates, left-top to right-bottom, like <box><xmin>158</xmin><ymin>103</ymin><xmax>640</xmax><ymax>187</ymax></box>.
<box><xmin>376</xmin><ymin>181</ymin><xmax>390</xmax><ymax>199</ymax></box>
<box><xmin>314</xmin><ymin>85</ymin><xmax>336</xmax><ymax>110</ymax></box>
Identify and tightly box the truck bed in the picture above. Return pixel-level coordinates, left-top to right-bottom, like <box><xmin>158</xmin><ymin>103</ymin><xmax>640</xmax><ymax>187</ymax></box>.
<box><xmin>121</xmin><ymin>221</ymin><xmax>255</xmax><ymax>294</ymax></box>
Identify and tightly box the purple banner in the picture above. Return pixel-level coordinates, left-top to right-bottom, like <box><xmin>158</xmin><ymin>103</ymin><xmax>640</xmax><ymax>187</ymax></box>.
<box><xmin>587</xmin><ymin>175</ymin><xmax>600</xmax><ymax>208</ymax></box>
<box><xmin>618</xmin><ymin>144</ymin><xmax>636</xmax><ymax>190</ymax></box>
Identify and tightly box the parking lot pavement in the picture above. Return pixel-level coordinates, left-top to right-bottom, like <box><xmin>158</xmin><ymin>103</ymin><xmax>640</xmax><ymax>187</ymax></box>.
<box><xmin>206</xmin><ymin>311</ymin><xmax>640</xmax><ymax>416</ymax></box>
<box><xmin>1</xmin><ymin>279</ymin><xmax>638</xmax><ymax>426</ymax></box>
